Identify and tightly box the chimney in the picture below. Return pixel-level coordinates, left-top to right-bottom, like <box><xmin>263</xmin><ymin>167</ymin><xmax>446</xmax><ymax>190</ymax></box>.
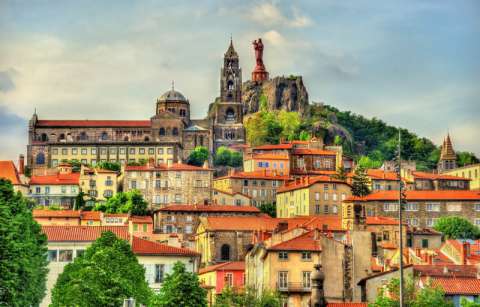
<box><xmin>462</xmin><ymin>241</ymin><xmax>471</xmax><ymax>265</ymax></box>
<box><xmin>18</xmin><ymin>154</ymin><xmax>25</xmax><ymax>174</ymax></box>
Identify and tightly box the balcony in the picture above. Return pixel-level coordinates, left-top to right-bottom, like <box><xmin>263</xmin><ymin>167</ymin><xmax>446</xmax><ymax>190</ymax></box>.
<box><xmin>276</xmin><ymin>282</ymin><xmax>311</xmax><ymax>293</ymax></box>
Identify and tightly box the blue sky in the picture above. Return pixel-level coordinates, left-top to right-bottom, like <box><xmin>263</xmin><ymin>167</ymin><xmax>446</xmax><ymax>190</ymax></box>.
<box><xmin>0</xmin><ymin>0</ymin><xmax>479</xmax><ymax>161</ymax></box>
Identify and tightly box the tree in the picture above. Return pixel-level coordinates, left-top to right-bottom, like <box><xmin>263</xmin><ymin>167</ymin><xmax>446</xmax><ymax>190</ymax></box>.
<box><xmin>457</xmin><ymin>151</ymin><xmax>480</xmax><ymax>167</ymax></box>
<box><xmin>150</xmin><ymin>261</ymin><xmax>206</xmax><ymax>307</ymax></box>
<box><xmin>214</xmin><ymin>147</ymin><xmax>243</xmax><ymax>168</ymax></box>
<box><xmin>351</xmin><ymin>165</ymin><xmax>371</xmax><ymax>197</ymax></box>
<box><xmin>61</xmin><ymin>159</ymin><xmax>84</xmax><ymax>172</ymax></box>
<box><xmin>332</xmin><ymin>166</ymin><xmax>348</xmax><ymax>181</ymax></box>
<box><xmin>50</xmin><ymin>231</ymin><xmax>151</xmax><ymax>306</ymax></box>
<box><xmin>96</xmin><ymin>161</ymin><xmax>121</xmax><ymax>172</ymax></box>
<box><xmin>434</xmin><ymin>216</ymin><xmax>480</xmax><ymax>240</ymax></box>
<box><xmin>94</xmin><ymin>190</ymin><xmax>149</xmax><ymax>216</ymax></box>
<box><xmin>74</xmin><ymin>191</ymin><xmax>87</xmax><ymax>210</ymax></box>
<box><xmin>214</xmin><ymin>286</ymin><xmax>281</xmax><ymax>307</ymax></box>
<box><xmin>259</xmin><ymin>203</ymin><xmax>276</xmax><ymax>217</ymax></box>
<box><xmin>461</xmin><ymin>298</ymin><xmax>480</xmax><ymax>307</ymax></box>
<box><xmin>0</xmin><ymin>178</ymin><xmax>48</xmax><ymax>306</ymax></box>
<box><xmin>370</xmin><ymin>276</ymin><xmax>453</xmax><ymax>307</ymax></box>
<box><xmin>187</xmin><ymin>146</ymin><xmax>209</xmax><ymax>166</ymax></box>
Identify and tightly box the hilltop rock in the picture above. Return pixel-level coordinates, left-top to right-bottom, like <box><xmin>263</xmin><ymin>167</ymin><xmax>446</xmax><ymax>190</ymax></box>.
<box><xmin>242</xmin><ymin>76</ymin><xmax>309</xmax><ymax>115</ymax></box>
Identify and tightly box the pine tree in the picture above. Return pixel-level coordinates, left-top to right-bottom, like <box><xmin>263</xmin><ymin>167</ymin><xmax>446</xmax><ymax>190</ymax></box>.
<box><xmin>0</xmin><ymin>178</ymin><xmax>48</xmax><ymax>306</ymax></box>
<box><xmin>150</xmin><ymin>261</ymin><xmax>207</xmax><ymax>307</ymax></box>
<box><xmin>351</xmin><ymin>165</ymin><xmax>371</xmax><ymax>197</ymax></box>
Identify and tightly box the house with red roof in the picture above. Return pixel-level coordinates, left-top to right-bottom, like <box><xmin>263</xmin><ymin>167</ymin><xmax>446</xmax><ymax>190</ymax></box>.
<box><xmin>212</xmin><ymin>188</ymin><xmax>252</xmax><ymax>206</ymax></box>
<box><xmin>198</xmin><ymin>261</ymin><xmax>245</xmax><ymax>306</ymax></box>
<box><xmin>0</xmin><ymin>160</ymin><xmax>28</xmax><ymax>194</ymax></box>
<box><xmin>41</xmin><ymin>225</ymin><xmax>199</xmax><ymax>306</ymax></box>
<box><xmin>365</xmin><ymin>169</ymin><xmax>400</xmax><ymax>192</ymax></box>
<box><xmin>405</xmin><ymin>170</ymin><xmax>470</xmax><ymax>191</ymax></box>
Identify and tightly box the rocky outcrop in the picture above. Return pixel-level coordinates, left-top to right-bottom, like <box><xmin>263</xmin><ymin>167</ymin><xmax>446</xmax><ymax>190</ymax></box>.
<box><xmin>242</xmin><ymin>76</ymin><xmax>309</xmax><ymax>115</ymax></box>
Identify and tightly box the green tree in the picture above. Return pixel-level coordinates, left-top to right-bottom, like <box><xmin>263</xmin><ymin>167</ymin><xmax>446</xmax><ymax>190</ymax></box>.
<box><xmin>214</xmin><ymin>147</ymin><xmax>243</xmax><ymax>168</ymax></box>
<box><xmin>61</xmin><ymin>159</ymin><xmax>84</xmax><ymax>172</ymax></box>
<box><xmin>94</xmin><ymin>190</ymin><xmax>149</xmax><ymax>216</ymax></box>
<box><xmin>332</xmin><ymin>166</ymin><xmax>348</xmax><ymax>181</ymax></box>
<box><xmin>259</xmin><ymin>203</ymin><xmax>276</xmax><ymax>217</ymax></box>
<box><xmin>277</xmin><ymin>110</ymin><xmax>301</xmax><ymax>141</ymax></box>
<box><xmin>0</xmin><ymin>178</ymin><xmax>48</xmax><ymax>306</ymax></box>
<box><xmin>187</xmin><ymin>146</ymin><xmax>209</xmax><ymax>167</ymax></box>
<box><xmin>214</xmin><ymin>286</ymin><xmax>281</xmax><ymax>307</ymax></box>
<box><xmin>96</xmin><ymin>161</ymin><xmax>121</xmax><ymax>172</ymax></box>
<box><xmin>351</xmin><ymin>165</ymin><xmax>371</xmax><ymax>197</ymax></box>
<box><xmin>461</xmin><ymin>298</ymin><xmax>480</xmax><ymax>307</ymax></box>
<box><xmin>74</xmin><ymin>191</ymin><xmax>87</xmax><ymax>210</ymax></box>
<box><xmin>50</xmin><ymin>231</ymin><xmax>151</xmax><ymax>306</ymax></box>
<box><xmin>434</xmin><ymin>216</ymin><xmax>480</xmax><ymax>240</ymax></box>
<box><xmin>457</xmin><ymin>151</ymin><xmax>480</xmax><ymax>167</ymax></box>
<box><xmin>150</xmin><ymin>261</ymin><xmax>206</xmax><ymax>307</ymax></box>
<box><xmin>358</xmin><ymin>155</ymin><xmax>382</xmax><ymax>169</ymax></box>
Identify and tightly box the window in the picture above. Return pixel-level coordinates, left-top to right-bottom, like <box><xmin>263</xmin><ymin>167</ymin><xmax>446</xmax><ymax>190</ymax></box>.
<box><xmin>324</xmin><ymin>184</ymin><xmax>329</xmax><ymax>191</ymax></box>
<box><xmin>278</xmin><ymin>271</ymin><xmax>288</xmax><ymax>289</ymax></box>
<box><xmin>91</xmin><ymin>148</ymin><xmax>97</xmax><ymax>155</ymax></box>
<box><xmin>167</xmin><ymin>148</ymin><xmax>173</xmax><ymax>155</ymax></box>
<box><xmin>175</xmin><ymin>194</ymin><xmax>182</xmax><ymax>203</ymax></box>
<box><xmin>475</xmin><ymin>219</ymin><xmax>480</xmax><ymax>226</ymax></box>
<box><xmin>221</xmin><ymin>244</ymin><xmax>231</xmax><ymax>261</ymax></box>
<box><xmin>148</xmin><ymin>148</ymin><xmax>155</xmax><ymax>155</ymax></box>
<box><xmin>302</xmin><ymin>271</ymin><xmax>311</xmax><ymax>289</ymax></box>
<box><xmin>133</xmin><ymin>224</ymin><xmax>138</xmax><ymax>231</ymax></box>
<box><xmin>155</xmin><ymin>264</ymin><xmax>165</xmax><ymax>283</ymax></box>
<box><xmin>172</xmin><ymin>128</ymin><xmax>179</xmax><ymax>136</ymax></box>
<box><xmin>109</xmin><ymin>148</ymin><xmax>116</xmax><ymax>154</ymax></box>
<box><xmin>35</xmin><ymin>187</ymin><xmax>41</xmax><ymax>194</ymax></box>
<box><xmin>278</xmin><ymin>251</ymin><xmax>288</xmax><ymax>260</ymax></box>
<box><xmin>45</xmin><ymin>186</ymin><xmax>50</xmax><ymax>194</ymax></box>
<box><xmin>143</xmin><ymin>224</ymin><xmax>147</xmax><ymax>232</ymax></box>
<box><xmin>52</xmin><ymin>148</ymin><xmax>58</xmax><ymax>155</ymax></box>
<box><xmin>139</xmin><ymin>148</ymin><xmax>145</xmax><ymax>154</ymax></box>
<box><xmin>475</xmin><ymin>204</ymin><xmax>480</xmax><ymax>212</ymax></box>
<box><xmin>129</xmin><ymin>148</ymin><xmax>135</xmax><ymax>154</ymax></box>
<box><xmin>422</xmin><ymin>239</ymin><xmax>429</xmax><ymax>248</ymax></box>
<box><xmin>52</xmin><ymin>159</ymin><xmax>58</xmax><ymax>167</ymax></box>
<box><xmin>405</xmin><ymin>203</ymin><xmax>419</xmax><ymax>211</ymax></box>
<box><xmin>59</xmin><ymin>250</ymin><xmax>73</xmax><ymax>262</ymax></box>
<box><xmin>81</xmin><ymin>148</ymin><xmax>87</xmax><ymax>155</ymax></box>
<box><xmin>62</xmin><ymin>148</ymin><xmax>68</xmax><ymax>155</ymax></box>
<box><xmin>324</xmin><ymin>193</ymin><xmax>329</xmax><ymax>201</ymax></box>
<box><xmin>130</xmin><ymin>180</ymin><xmax>137</xmax><ymax>189</ymax></box>
<box><xmin>383</xmin><ymin>231</ymin><xmax>389</xmax><ymax>241</ymax></box>
<box><xmin>315</xmin><ymin>204</ymin><xmax>320</xmax><ymax>214</ymax></box>
<box><xmin>407</xmin><ymin>218</ymin><xmax>419</xmax><ymax>226</ymax></box>
<box><xmin>225</xmin><ymin>273</ymin><xmax>233</xmax><ymax>288</ymax></box>
<box><xmin>315</xmin><ymin>192</ymin><xmax>320</xmax><ymax>200</ymax></box>
<box><xmin>104</xmin><ymin>190</ymin><xmax>113</xmax><ymax>198</ymax></box>
<box><xmin>47</xmin><ymin>250</ymin><xmax>58</xmax><ymax>262</ymax></box>
<box><xmin>383</xmin><ymin>203</ymin><xmax>399</xmax><ymax>212</ymax></box>
<box><xmin>447</xmin><ymin>203</ymin><xmax>462</xmax><ymax>212</ymax></box>
<box><xmin>301</xmin><ymin>251</ymin><xmax>311</xmax><ymax>261</ymax></box>
<box><xmin>186</xmin><ymin>225</ymin><xmax>193</xmax><ymax>234</ymax></box>
<box><xmin>323</xmin><ymin>205</ymin><xmax>329</xmax><ymax>214</ymax></box>
<box><xmin>76</xmin><ymin>250</ymin><xmax>85</xmax><ymax>258</ymax></box>
<box><xmin>61</xmin><ymin>186</ymin><xmax>66</xmax><ymax>194</ymax></box>
<box><xmin>332</xmin><ymin>205</ymin><xmax>338</xmax><ymax>214</ymax></box>
<box><xmin>426</xmin><ymin>218</ymin><xmax>438</xmax><ymax>227</ymax></box>
<box><xmin>426</xmin><ymin>203</ymin><xmax>440</xmax><ymax>212</ymax></box>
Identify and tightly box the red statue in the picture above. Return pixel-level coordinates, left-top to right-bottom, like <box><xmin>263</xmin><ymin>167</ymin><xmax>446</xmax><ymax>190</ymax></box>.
<box><xmin>252</xmin><ymin>38</ymin><xmax>269</xmax><ymax>82</ymax></box>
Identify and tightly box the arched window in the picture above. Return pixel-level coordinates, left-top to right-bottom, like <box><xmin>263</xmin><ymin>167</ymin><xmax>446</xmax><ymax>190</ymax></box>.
<box><xmin>59</xmin><ymin>133</ymin><xmax>65</xmax><ymax>141</ymax></box>
<box><xmin>225</xmin><ymin>108</ymin><xmax>235</xmax><ymax>122</ymax></box>
<box><xmin>159</xmin><ymin>128</ymin><xmax>166</xmax><ymax>136</ymax></box>
<box><xmin>179</xmin><ymin>109</ymin><xmax>186</xmax><ymax>117</ymax></box>
<box><xmin>221</xmin><ymin>244</ymin><xmax>231</xmax><ymax>261</ymax></box>
<box><xmin>79</xmin><ymin>132</ymin><xmax>88</xmax><ymax>141</ymax></box>
<box><xmin>124</xmin><ymin>136</ymin><xmax>129</xmax><ymax>141</ymax></box>
<box><xmin>36</xmin><ymin>152</ymin><xmax>45</xmax><ymax>165</ymax></box>
<box><xmin>199</xmin><ymin>136</ymin><xmax>204</xmax><ymax>146</ymax></box>
<box><xmin>144</xmin><ymin>136</ymin><xmax>150</xmax><ymax>142</ymax></box>
<box><xmin>172</xmin><ymin>127</ymin><xmax>179</xmax><ymax>136</ymax></box>
<box><xmin>101</xmin><ymin>132</ymin><xmax>108</xmax><ymax>141</ymax></box>
<box><xmin>40</xmin><ymin>133</ymin><xmax>48</xmax><ymax>142</ymax></box>
<box><xmin>227</xmin><ymin>79</ymin><xmax>234</xmax><ymax>91</ymax></box>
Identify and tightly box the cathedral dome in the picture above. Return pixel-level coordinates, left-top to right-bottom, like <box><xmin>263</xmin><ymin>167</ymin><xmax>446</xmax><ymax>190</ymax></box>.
<box><xmin>158</xmin><ymin>88</ymin><xmax>188</xmax><ymax>103</ymax></box>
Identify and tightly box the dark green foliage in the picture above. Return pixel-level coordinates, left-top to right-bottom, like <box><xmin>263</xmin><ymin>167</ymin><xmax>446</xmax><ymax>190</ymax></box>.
<box><xmin>127</xmin><ymin>159</ymin><xmax>147</xmax><ymax>166</ymax></box>
<box><xmin>74</xmin><ymin>191</ymin><xmax>87</xmax><ymax>210</ymax></box>
<box><xmin>61</xmin><ymin>159</ymin><xmax>84</xmax><ymax>172</ymax></box>
<box><xmin>351</xmin><ymin>166</ymin><xmax>371</xmax><ymax>197</ymax></box>
<box><xmin>0</xmin><ymin>178</ymin><xmax>48</xmax><ymax>306</ymax></box>
<box><xmin>95</xmin><ymin>161</ymin><xmax>121</xmax><ymax>172</ymax></box>
<box><xmin>214</xmin><ymin>147</ymin><xmax>243</xmax><ymax>168</ymax></box>
<box><xmin>150</xmin><ymin>261</ymin><xmax>207</xmax><ymax>307</ymax></box>
<box><xmin>50</xmin><ymin>231</ymin><xmax>151</xmax><ymax>306</ymax></box>
<box><xmin>332</xmin><ymin>166</ymin><xmax>348</xmax><ymax>181</ymax></box>
<box><xmin>259</xmin><ymin>203</ymin><xmax>276</xmax><ymax>217</ymax></box>
<box><xmin>187</xmin><ymin>146</ymin><xmax>209</xmax><ymax>167</ymax></box>
<box><xmin>461</xmin><ymin>298</ymin><xmax>480</xmax><ymax>307</ymax></box>
<box><xmin>214</xmin><ymin>286</ymin><xmax>282</xmax><ymax>307</ymax></box>
<box><xmin>434</xmin><ymin>216</ymin><xmax>480</xmax><ymax>240</ymax></box>
<box><xmin>457</xmin><ymin>152</ymin><xmax>480</xmax><ymax>167</ymax></box>
<box><xmin>94</xmin><ymin>190</ymin><xmax>149</xmax><ymax>216</ymax></box>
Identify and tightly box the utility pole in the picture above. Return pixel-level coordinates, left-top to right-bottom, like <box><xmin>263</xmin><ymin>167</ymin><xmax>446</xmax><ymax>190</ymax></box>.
<box><xmin>396</xmin><ymin>130</ymin><xmax>405</xmax><ymax>307</ymax></box>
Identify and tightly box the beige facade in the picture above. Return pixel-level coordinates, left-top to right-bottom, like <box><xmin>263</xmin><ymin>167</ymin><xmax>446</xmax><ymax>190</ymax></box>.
<box><xmin>212</xmin><ymin>188</ymin><xmax>251</xmax><ymax>206</ymax></box>
<box><xmin>79</xmin><ymin>165</ymin><xmax>118</xmax><ymax>204</ymax></box>
<box><xmin>443</xmin><ymin>163</ymin><xmax>480</xmax><ymax>190</ymax></box>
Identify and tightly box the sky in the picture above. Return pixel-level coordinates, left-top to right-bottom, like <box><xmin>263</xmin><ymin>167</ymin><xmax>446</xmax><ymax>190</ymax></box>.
<box><xmin>0</xmin><ymin>0</ymin><xmax>479</xmax><ymax>161</ymax></box>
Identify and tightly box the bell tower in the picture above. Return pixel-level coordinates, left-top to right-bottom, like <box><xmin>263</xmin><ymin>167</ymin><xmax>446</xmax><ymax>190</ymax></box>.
<box><xmin>220</xmin><ymin>39</ymin><xmax>242</xmax><ymax>102</ymax></box>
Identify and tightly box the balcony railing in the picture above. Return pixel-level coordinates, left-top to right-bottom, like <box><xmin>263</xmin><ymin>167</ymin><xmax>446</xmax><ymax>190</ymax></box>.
<box><xmin>276</xmin><ymin>282</ymin><xmax>311</xmax><ymax>293</ymax></box>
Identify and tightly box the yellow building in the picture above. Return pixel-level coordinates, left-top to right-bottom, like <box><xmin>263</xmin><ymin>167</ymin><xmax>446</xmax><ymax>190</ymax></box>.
<box><xmin>443</xmin><ymin>163</ymin><xmax>480</xmax><ymax>190</ymax></box>
<box><xmin>79</xmin><ymin>165</ymin><xmax>118</xmax><ymax>204</ymax></box>
<box><xmin>276</xmin><ymin>176</ymin><xmax>351</xmax><ymax>218</ymax></box>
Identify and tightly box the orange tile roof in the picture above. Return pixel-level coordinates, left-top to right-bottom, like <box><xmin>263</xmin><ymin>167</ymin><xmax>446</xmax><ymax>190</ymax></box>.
<box><xmin>277</xmin><ymin>175</ymin><xmax>349</xmax><ymax>193</ymax></box>
<box><xmin>42</xmin><ymin>225</ymin><xmax>129</xmax><ymax>241</ymax></box>
<box><xmin>156</xmin><ymin>204</ymin><xmax>260</xmax><ymax>213</ymax></box>
<box><xmin>250</xmin><ymin>153</ymin><xmax>289</xmax><ymax>160</ymax></box>
<box><xmin>292</xmin><ymin>148</ymin><xmax>337</xmax><ymax>156</ymax></box>
<box><xmin>202</xmin><ymin>216</ymin><xmax>279</xmax><ymax>231</ymax></box>
<box><xmin>131</xmin><ymin>236</ymin><xmax>198</xmax><ymax>256</ymax></box>
<box><xmin>199</xmin><ymin>261</ymin><xmax>245</xmax><ymax>274</ymax></box>
<box><xmin>36</xmin><ymin>120</ymin><xmax>150</xmax><ymax>127</ymax></box>
<box><xmin>0</xmin><ymin>161</ymin><xmax>21</xmax><ymax>185</ymax></box>
<box><xmin>412</xmin><ymin>171</ymin><xmax>469</xmax><ymax>181</ymax></box>
<box><xmin>80</xmin><ymin>211</ymin><xmax>102</xmax><ymax>221</ymax></box>
<box><xmin>268</xmin><ymin>230</ymin><xmax>322</xmax><ymax>252</ymax></box>
<box><xmin>125</xmin><ymin>162</ymin><xmax>212</xmax><ymax>171</ymax></box>
<box><xmin>33</xmin><ymin>209</ymin><xmax>81</xmax><ymax>218</ymax></box>
<box><xmin>29</xmin><ymin>173</ymin><xmax>80</xmax><ymax>185</ymax></box>
<box><xmin>129</xmin><ymin>215</ymin><xmax>153</xmax><ymax>224</ymax></box>
<box><xmin>213</xmin><ymin>188</ymin><xmax>252</xmax><ymax>199</ymax></box>
<box><xmin>346</xmin><ymin>190</ymin><xmax>480</xmax><ymax>202</ymax></box>
<box><xmin>414</xmin><ymin>264</ymin><xmax>478</xmax><ymax>278</ymax></box>
<box><xmin>425</xmin><ymin>277</ymin><xmax>480</xmax><ymax>295</ymax></box>
<box><xmin>366</xmin><ymin>169</ymin><xmax>399</xmax><ymax>181</ymax></box>
<box><xmin>253</xmin><ymin>144</ymin><xmax>293</xmax><ymax>150</ymax></box>
<box><xmin>217</xmin><ymin>170</ymin><xmax>290</xmax><ymax>180</ymax></box>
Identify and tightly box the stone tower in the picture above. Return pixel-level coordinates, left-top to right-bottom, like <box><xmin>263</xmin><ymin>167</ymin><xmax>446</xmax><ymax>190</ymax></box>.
<box><xmin>438</xmin><ymin>134</ymin><xmax>457</xmax><ymax>172</ymax></box>
<box><xmin>211</xmin><ymin>39</ymin><xmax>246</xmax><ymax>151</ymax></box>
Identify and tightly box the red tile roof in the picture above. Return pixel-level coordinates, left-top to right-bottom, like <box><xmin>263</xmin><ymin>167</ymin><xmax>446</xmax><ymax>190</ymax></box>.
<box><xmin>277</xmin><ymin>175</ymin><xmax>349</xmax><ymax>193</ymax></box>
<box><xmin>412</xmin><ymin>171</ymin><xmax>469</xmax><ymax>181</ymax></box>
<box><xmin>157</xmin><ymin>204</ymin><xmax>260</xmax><ymax>213</ymax></box>
<box><xmin>131</xmin><ymin>236</ymin><xmax>198</xmax><ymax>256</ymax></box>
<box><xmin>42</xmin><ymin>226</ymin><xmax>129</xmax><ymax>241</ymax></box>
<box><xmin>414</xmin><ymin>265</ymin><xmax>478</xmax><ymax>278</ymax></box>
<box><xmin>217</xmin><ymin>170</ymin><xmax>290</xmax><ymax>180</ymax></box>
<box><xmin>366</xmin><ymin>169</ymin><xmax>399</xmax><ymax>181</ymax></box>
<box><xmin>125</xmin><ymin>163</ymin><xmax>212</xmax><ymax>171</ymax></box>
<box><xmin>129</xmin><ymin>215</ymin><xmax>153</xmax><ymax>224</ymax></box>
<box><xmin>213</xmin><ymin>188</ymin><xmax>252</xmax><ymax>199</ymax></box>
<box><xmin>80</xmin><ymin>211</ymin><xmax>102</xmax><ymax>221</ymax></box>
<box><xmin>36</xmin><ymin>120</ymin><xmax>150</xmax><ymax>127</ymax></box>
<box><xmin>33</xmin><ymin>209</ymin><xmax>81</xmax><ymax>218</ymax></box>
<box><xmin>292</xmin><ymin>148</ymin><xmax>337</xmax><ymax>156</ymax></box>
<box><xmin>250</xmin><ymin>153</ymin><xmax>289</xmax><ymax>160</ymax></box>
<box><xmin>0</xmin><ymin>161</ymin><xmax>21</xmax><ymax>185</ymax></box>
<box><xmin>268</xmin><ymin>230</ymin><xmax>322</xmax><ymax>252</ymax></box>
<box><xmin>346</xmin><ymin>190</ymin><xmax>480</xmax><ymax>202</ymax></box>
<box><xmin>199</xmin><ymin>261</ymin><xmax>245</xmax><ymax>274</ymax></box>
<box><xmin>425</xmin><ymin>277</ymin><xmax>480</xmax><ymax>295</ymax></box>
<box><xmin>29</xmin><ymin>173</ymin><xmax>80</xmax><ymax>185</ymax></box>
<box><xmin>253</xmin><ymin>144</ymin><xmax>293</xmax><ymax>150</ymax></box>
<box><xmin>202</xmin><ymin>216</ymin><xmax>279</xmax><ymax>231</ymax></box>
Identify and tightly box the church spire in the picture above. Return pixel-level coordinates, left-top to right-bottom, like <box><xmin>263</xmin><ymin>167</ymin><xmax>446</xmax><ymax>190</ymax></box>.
<box><xmin>438</xmin><ymin>133</ymin><xmax>457</xmax><ymax>172</ymax></box>
<box><xmin>225</xmin><ymin>37</ymin><xmax>238</xmax><ymax>58</ymax></box>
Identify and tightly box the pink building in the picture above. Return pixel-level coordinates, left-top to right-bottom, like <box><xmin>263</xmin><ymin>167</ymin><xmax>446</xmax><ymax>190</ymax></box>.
<box><xmin>199</xmin><ymin>261</ymin><xmax>245</xmax><ymax>305</ymax></box>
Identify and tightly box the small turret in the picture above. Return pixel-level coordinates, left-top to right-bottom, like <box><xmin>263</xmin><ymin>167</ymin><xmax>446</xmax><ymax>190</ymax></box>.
<box><xmin>438</xmin><ymin>133</ymin><xmax>457</xmax><ymax>172</ymax></box>
<box><xmin>310</xmin><ymin>264</ymin><xmax>327</xmax><ymax>307</ymax></box>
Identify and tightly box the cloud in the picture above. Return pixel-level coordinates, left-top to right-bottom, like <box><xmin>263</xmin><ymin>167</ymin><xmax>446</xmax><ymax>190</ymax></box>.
<box><xmin>263</xmin><ymin>30</ymin><xmax>286</xmax><ymax>46</ymax></box>
<box><xmin>0</xmin><ymin>69</ymin><xmax>17</xmax><ymax>92</ymax></box>
<box><xmin>249</xmin><ymin>2</ymin><xmax>312</xmax><ymax>28</ymax></box>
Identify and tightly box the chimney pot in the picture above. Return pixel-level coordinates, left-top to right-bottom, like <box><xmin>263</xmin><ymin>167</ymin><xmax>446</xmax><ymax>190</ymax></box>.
<box><xmin>18</xmin><ymin>154</ymin><xmax>25</xmax><ymax>175</ymax></box>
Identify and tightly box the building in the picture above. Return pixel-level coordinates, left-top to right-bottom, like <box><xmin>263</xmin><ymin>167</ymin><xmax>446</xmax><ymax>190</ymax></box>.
<box><xmin>407</xmin><ymin>228</ymin><xmax>443</xmax><ymax>249</ymax></box>
<box><xmin>28</xmin><ymin>164</ymin><xmax>80</xmax><ymax>208</ymax></box>
<box><xmin>345</xmin><ymin>190</ymin><xmax>480</xmax><ymax>228</ymax></box>
<box><xmin>123</xmin><ymin>161</ymin><xmax>213</xmax><ymax>208</ymax></box>
<box><xmin>276</xmin><ymin>176</ymin><xmax>352</xmax><ymax>218</ymax></box>
<box><xmin>0</xmin><ymin>159</ymin><xmax>28</xmax><ymax>194</ymax></box>
<box><xmin>438</xmin><ymin>134</ymin><xmax>457</xmax><ymax>172</ymax></box>
<box><xmin>79</xmin><ymin>165</ymin><xmax>118</xmax><ymax>205</ymax></box>
<box><xmin>40</xmin><ymin>225</ymin><xmax>199</xmax><ymax>306</ymax></box>
<box><xmin>212</xmin><ymin>188</ymin><xmax>251</xmax><ymax>206</ymax></box>
<box><xmin>213</xmin><ymin>170</ymin><xmax>289</xmax><ymax>206</ymax></box>
<box><xmin>27</xmin><ymin>40</ymin><xmax>249</xmax><ymax>170</ymax></box>
<box><xmin>365</xmin><ymin>169</ymin><xmax>400</xmax><ymax>192</ymax></box>
<box><xmin>443</xmin><ymin>163</ymin><xmax>480</xmax><ymax>190</ymax></box>
<box><xmin>243</xmin><ymin>153</ymin><xmax>290</xmax><ymax>175</ymax></box>
<box><xmin>198</xmin><ymin>261</ymin><xmax>245</xmax><ymax>306</ymax></box>
<box><xmin>405</xmin><ymin>171</ymin><xmax>470</xmax><ymax>191</ymax></box>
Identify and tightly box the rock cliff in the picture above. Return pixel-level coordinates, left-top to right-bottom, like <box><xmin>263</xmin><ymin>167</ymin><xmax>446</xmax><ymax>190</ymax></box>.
<box><xmin>242</xmin><ymin>76</ymin><xmax>309</xmax><ymax>115</ymax></box>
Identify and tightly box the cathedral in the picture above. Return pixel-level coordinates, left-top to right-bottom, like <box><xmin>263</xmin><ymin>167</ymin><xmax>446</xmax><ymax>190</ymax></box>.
<box><xmin>27</xmin><ymin>40</ymin><xmax>249</xmax><ymax>169</ymax></box>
